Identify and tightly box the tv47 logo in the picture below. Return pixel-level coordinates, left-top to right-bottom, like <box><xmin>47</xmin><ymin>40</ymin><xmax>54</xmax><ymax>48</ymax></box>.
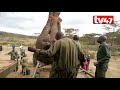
<box><xmin>93</xmin><ymin>15</ymin><xmax>114</xmax><ymax>24</ymax></box>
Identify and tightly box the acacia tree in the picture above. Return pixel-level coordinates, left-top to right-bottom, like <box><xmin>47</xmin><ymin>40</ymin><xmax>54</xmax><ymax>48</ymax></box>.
<box><xmin>102</xmin><ymin>20</ymin><xmax>120</xmax><ymax>46</ymax></box>
<box><xmin>64</xmin><ymin>28</ymin><xmax>79</xmax><ymax>38</ymax></box>
<box><xmin>105</xmin><ymin>32</ymin><xmax>120</xmax><ymax>46</ymax></box>
<box><xmin>80</xmin><ymin>33</ymin><xmax>101</xmax><ymax>45</ymax></box>
<box><xmin>102</xmin><ymin>20</ymin><xmax>120</xmax><ymax>31</ymax></box>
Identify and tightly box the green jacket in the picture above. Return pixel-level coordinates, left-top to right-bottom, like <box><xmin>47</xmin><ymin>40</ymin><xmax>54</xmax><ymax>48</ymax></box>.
<box><xmin>97</xmin><ymin>42</ymin><xmax>111</xmax><ymax>63</ymax></box>
<box><xmin>74</xmin><ymin>40</ymin><xmax>81</xmax><ymax>49</ymax></box>
<box><xmin>8</xmin><ymin>50</ymin><xmax>18</xmax><ymax>60</ymax></box>
<box><xmin>37</xmin><ymin>37</ymin><xmax>84</xmax><ymax>70</ymax></box>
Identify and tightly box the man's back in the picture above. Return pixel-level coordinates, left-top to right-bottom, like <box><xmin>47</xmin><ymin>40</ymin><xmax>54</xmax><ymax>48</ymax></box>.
<box><xmin>56</xmin><ymin>37</ymin><xmax>81</xmax><ymax>69</ymax></box>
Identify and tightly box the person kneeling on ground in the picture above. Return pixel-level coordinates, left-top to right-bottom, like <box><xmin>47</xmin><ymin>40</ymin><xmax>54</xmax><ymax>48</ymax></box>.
<box><xmin>20</xmin><ymin>57</ymin><xmax>30</xmax><ymax>75</ymax></box>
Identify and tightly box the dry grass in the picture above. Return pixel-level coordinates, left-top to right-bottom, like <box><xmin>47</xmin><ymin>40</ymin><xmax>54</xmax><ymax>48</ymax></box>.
<box><xmin>0</xmin><ymin>31</ymin><xmax>37</xmax><ymax>46</ymax></box>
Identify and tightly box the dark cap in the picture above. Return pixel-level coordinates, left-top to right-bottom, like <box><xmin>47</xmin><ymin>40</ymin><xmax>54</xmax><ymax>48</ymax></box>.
<box><xmin>73</xmin><ymin>35</ymin><xmax>79</xmax><ymax>40</ymax></box>
<box><xmin>97</xmin><ymin>35</ymin><xmax>107</xmax><ymax>43</ymax></box>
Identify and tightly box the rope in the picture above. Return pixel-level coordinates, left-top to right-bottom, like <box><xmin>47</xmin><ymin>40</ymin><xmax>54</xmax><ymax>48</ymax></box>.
<box><xmin>49</xmin><ymin>15</ymin><xmax>62</xmax><ymax>24</ymax></box>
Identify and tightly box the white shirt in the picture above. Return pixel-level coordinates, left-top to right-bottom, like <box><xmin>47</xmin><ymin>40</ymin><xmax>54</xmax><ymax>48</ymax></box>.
<box><xmin>20</xmin><ymin>45</ymin><xmax>23</xmax><ymax>49</ymax></box>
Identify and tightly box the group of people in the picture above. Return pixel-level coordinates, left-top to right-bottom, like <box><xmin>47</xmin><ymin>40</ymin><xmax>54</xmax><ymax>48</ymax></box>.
<box><xmin>28</xmin><ymin>31</ymin><xmax>111</xmax><ymax>78</ymax></box>
<box><xmin>8</xmin><ymin>44</ymin><xmax>25</xmax><ymax>60</ymax></box>
<box><xmin>7</xmin><ymin>44</ymin><xmax>29</xmax><ymax>75</ymax></box>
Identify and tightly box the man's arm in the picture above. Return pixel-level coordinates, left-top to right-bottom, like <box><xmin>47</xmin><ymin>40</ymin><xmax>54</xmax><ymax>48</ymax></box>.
<box><xmin>28</xmin><ymin>40</ymin><xmax>61</xmax><ymax>57</ymax></box>
<box><xmin>78</xmin><ymin>46</ymin><xmax>85</xmax><ymax>67</ymax></box>
<box><xmin>98</xmin><ymin>45</ymin><xmax>111</xmax><ymax>63</ymax></box>
<box><xmin>37</xmin><ymin>40</ymin><xmax>61</xmax><ymax>57</ymax></box>
<box><xmin>7</xmin><ymin>51</ymin><xmax>11</xmax><ymax>55</ymax></box>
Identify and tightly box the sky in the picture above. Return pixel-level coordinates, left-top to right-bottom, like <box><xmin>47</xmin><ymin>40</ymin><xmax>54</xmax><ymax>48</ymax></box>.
<box><xmin>0</xmin><ymin>12</ymin><xmax>120</xmax><ymax>36</ymax></box>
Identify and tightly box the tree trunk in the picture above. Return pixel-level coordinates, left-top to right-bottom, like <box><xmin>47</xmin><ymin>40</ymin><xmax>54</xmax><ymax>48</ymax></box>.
<box><xmin>35</xmin><ymin>12</ymin><xmax>62</xmax><ymax>65</ymax></box>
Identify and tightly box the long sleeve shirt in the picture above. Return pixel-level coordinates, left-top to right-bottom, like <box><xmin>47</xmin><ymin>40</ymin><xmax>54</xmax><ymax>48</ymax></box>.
<box><xmin>97</xmin><ymin>42</ymin><xmax>111</xmax><ymax>63</ymax></box>
<box><xmin>36</xmin><ymin>37</ymin><xmax>84</xmax><ymax>70</ymax></box>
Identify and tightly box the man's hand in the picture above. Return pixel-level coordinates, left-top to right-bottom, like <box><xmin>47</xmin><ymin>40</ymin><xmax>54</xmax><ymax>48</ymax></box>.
<box><xmin>94</xmin><ymin>61</ymin><xmax>98</xmax><ymax>66</ymax></box>
<box><xmin>28</xmin><ymin>47</ymin><xmax>36</xmax><ymax>52</ymax></box>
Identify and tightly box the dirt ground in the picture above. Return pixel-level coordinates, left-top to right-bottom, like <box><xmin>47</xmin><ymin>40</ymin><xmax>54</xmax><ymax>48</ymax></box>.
<box><xmin>0</xmin><ymin>46</ymin><xmax>120</xmax><ymax>78</ymax></box>
<box><xmin>89</xmin><ymin>57</ymin><xmax>120</xmax><ymax>78</ymax></box>
<box><xmin>0</xmin><ymin>46</ymin><xmax>35</xmax><ymax>78</ymax></box>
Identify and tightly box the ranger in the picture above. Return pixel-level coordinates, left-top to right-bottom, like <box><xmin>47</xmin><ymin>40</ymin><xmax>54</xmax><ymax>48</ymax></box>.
<box><xmin>28</xmin><ymin>32</ymin><xmax>84</xmax><ymax>78</ymax></box>
<box><xmin>94</xmin><ymin>35</ymin><xmax>111</xmax><ymax>78</ymax></box>
<box><xmin>73</xmin><ymin>35</ymin><xmax>84</xmax><ymax>67</ymax></box>
<box><xmin>7</xmin><ymin>50</ymin><xmax>19</xmax><ymax>72</ymax></box>
<box><xmin>8</xmin><ymin>49</ymin><xmax>18</xmax><ymax>60</ymax></box>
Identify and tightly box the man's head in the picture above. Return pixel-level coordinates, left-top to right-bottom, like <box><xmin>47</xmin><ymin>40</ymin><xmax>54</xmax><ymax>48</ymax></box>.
<box><xmin>55</xmin><ymin>31</ymin><xmax>64</xmax><ymax>40</ymax></box>
<box><xmin>73</xmin><ymin>35</ymin><xmax>79</xmax><ymax>41</ymax></box>
<box><xmin>97</xmin><ymin>35</ymin><xmax>107</xmax><ymax>44</ymax></box>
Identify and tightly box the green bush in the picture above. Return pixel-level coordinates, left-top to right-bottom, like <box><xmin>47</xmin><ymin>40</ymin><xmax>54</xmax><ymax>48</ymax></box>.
<box><xmin>2</xmin><ymin>42</ymin><xmax>8</xmax><ymax>45</ymax></box>
<box><xmin>82</xmin><ymin>45</ymin><xmax>120</xmax><ymax>57</ymax></box>
<box><xmin>81</xmin><ymin>45</ymin><xmax>98</xmax><ymax>51</ymax></box>
<box><xmin>111</xmin><ymin>51</ymin><xmax>120</xmax><ymax>56</ymax></box>
<box><xmin>110</xmin><ymin>45</ymin><xmax>120</xmax><ymax>52</ymax></box>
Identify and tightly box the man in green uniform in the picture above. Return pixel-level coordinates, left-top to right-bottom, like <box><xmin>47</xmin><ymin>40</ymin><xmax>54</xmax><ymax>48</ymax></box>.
<box><xmin>8</xmin><ymin>50</ymin><xmax>19</xmax><ymax>72</ymax></box>
<box><xmin>94</xmin><ymin>35</ymin><xmax>111</xmax><ymax>78</ymax></box>
<box><xmin>8</xmin><ymin>49</ymin><xmax>18</xmax><ymax>60</ymax></box>
<box><xmin>73</xmin><ymin>35</ymin><xmax>84</xmax><ymax>68</ymax></box>
<box><xmin>73</xmin><ymin>35</ymin><xmax>81</xmax><ymax>48</ymax></box>
<box><xmin>28</xmin><ymin>32</ymin><xmax>84</xmax><ymax>78</ymax></box>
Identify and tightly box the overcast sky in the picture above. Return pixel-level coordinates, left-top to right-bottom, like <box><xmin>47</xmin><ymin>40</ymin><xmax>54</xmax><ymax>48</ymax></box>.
<box><xmin>0</xmin><ymin>12</ymin><xmax>120</xmax><ymax>36</ymax></box>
